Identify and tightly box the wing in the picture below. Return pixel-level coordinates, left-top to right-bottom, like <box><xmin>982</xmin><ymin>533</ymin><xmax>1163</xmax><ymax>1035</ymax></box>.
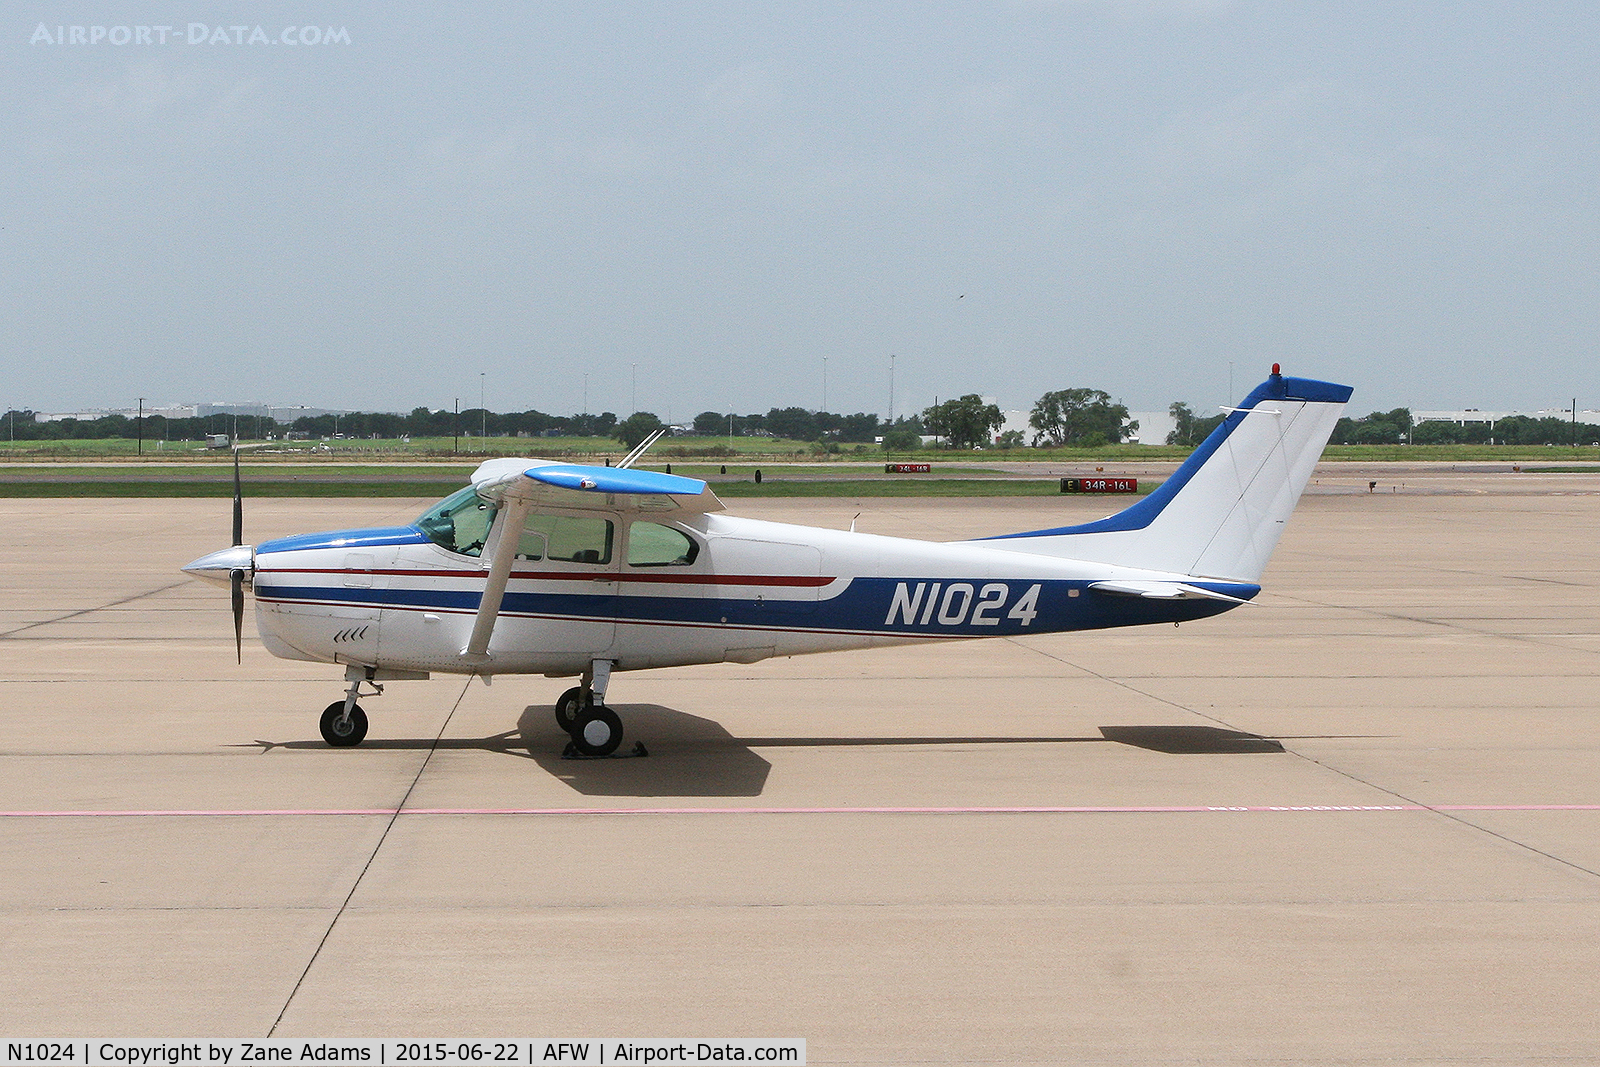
<box><xmin>459</xmin><ymin>459</ymin><xmax>722</xmax><ymax>665</ymax></box>
<box><xmin>469</xmin><ymin>458</ymin><xmax>724</xmax><ymax>515</ymax></box>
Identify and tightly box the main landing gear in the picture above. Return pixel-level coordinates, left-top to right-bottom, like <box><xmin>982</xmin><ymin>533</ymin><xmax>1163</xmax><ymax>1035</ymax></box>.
<box><xmin>555</xmin><ymin>660</ymin><xmax>644</xmax><ymax>759</ymax></box>
<box><xmin>313</xmin><ymin>662</ymin><xmax>645</xmax><ymax>758</ymax></box>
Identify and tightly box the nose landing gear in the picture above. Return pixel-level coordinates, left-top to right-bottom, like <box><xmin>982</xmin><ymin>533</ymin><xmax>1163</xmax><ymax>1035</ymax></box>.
<box><xmin>318</xmin><ymin>665</ymin><xmax>385</xmax><ymax>747</ymax></box>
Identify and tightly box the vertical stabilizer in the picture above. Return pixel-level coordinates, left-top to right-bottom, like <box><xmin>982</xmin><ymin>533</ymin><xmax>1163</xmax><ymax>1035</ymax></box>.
<box><xmin>975</xmin><ymin>370</ymin><xmax>1351</xmax><ymax>582</ymax></box>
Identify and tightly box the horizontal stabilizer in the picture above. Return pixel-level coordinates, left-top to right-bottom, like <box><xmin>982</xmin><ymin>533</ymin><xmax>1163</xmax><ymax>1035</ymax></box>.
<box><xmin>1089</xmin><ymin>580</ymin><xmax>1257</xmax><ymax>605</ymax></box>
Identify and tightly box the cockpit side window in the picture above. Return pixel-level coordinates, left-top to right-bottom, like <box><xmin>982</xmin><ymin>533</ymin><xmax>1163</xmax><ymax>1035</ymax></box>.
<box><xmin>415</xmin><ymin>487</ymin><xmax>495</xmax><ymax>557</ymax></box>
<box><xmin>628</xmin><ymin>521</ymin><xmax>699</xmax><ymax>566</ymax></box>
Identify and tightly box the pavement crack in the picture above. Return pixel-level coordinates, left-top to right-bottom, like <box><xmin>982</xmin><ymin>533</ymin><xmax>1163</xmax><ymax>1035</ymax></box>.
<box><xmin>1271</xmin><ymin>590</ymin><xmax>1600</xmax><ymax>658</ymax></box>
<box><xmin>1012</xmin><ymin>638</ymin><xmax>1600</xmax><ymax>887</ymax></box>
<box><xmin>265</xmin><ymin>674</ymin><xmax>474</xmax><ymax>1037</ymax></box>
<box><xmin>1280</xmin><ymin>752</ymin><xmax>1600</xmax><ymax>886</ymax></box>
<box><xmin>0</xmin><ymin>579</ymin><xmax>191</xmax><ymax>639</ymax></box>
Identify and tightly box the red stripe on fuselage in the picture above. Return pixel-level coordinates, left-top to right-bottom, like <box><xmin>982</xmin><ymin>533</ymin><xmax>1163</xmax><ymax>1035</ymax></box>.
<box><xmin>257</xmin><ymin>567</ymin><xmax>835</xmax><ymax>588</ymax></box>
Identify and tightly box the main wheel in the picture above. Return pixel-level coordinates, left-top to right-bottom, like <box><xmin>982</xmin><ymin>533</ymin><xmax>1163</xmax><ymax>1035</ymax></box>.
<box><xmin>569</xmin><ymin>705</ymin><xmax>623</xmax><ymax>758</ymax></box>
<box><xmin>320</xmin><ymin>701</ymin><xmax>368</xmax><ymax>747</ymax></box>
<box><xmin>554</xmin><ymin>686</ymin><xmax>586</xmax><ymax>731</ymax></box>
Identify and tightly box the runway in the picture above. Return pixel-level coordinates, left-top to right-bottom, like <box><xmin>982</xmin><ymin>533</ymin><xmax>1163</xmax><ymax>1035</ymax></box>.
<box><xmin>3</xmin><ymin>472</ymin><xmax>1600</xmax><ymax>1064</ymax></box>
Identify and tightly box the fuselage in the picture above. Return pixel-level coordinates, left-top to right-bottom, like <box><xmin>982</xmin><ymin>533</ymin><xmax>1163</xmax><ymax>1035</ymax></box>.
<box><xmin>181</xmin><ymin>370</ymin><xmax>1348</xmax><ymax>756</ymax></box>
<box><xmin>250</xmin><ymin>505</ymin><xmax>1256</xmax><ymax>678</ymax></box>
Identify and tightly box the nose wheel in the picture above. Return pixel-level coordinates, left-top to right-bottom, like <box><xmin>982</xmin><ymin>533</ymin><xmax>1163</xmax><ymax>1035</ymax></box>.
<box><xmin>320</xmin><ymin>701</ymin><xmax>368</xmax><ymax>746</ymax></box>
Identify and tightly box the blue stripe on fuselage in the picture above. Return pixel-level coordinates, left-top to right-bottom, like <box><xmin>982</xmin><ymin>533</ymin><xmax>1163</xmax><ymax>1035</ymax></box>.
<box><xmin>257</xmin><ymin>526</ymin><xmax>431</xmax><ymax>554</ymax></box>
<box><xmin>256</xmin><ymin>575</ymin><xmax>1258</xmax><ymax>636</ymax></box>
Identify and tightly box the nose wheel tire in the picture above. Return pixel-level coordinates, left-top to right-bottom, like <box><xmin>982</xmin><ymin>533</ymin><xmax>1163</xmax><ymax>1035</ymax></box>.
<box><xmin>554</xmin><ymin>686</ymin><xmax>586</xmax><ymax>731</ymax></box>
<box><xmin>320</xmin><ymin>701</ymin><xmax>368</xmax><ymax>747</ymax></box>
<box><xmin>568</xmin><ymin>705</ymin><xmax>623</xmax><ymax>758</ymax></box>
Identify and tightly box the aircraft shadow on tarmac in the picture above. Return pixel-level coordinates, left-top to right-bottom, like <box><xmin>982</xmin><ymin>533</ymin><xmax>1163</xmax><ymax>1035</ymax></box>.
<box><xmin>243</xmin><ymin>713</ymin><xmax>1353</xmax><ymax>798</ymax></box>
<box><xmin>519</xmin><ymin>704</ymin><xmax>772</xmax><ymax>797</ymax></box>
<box><xmin>1098</xmin><ymin>725</ymin><xmax>1289</xmax><ymax>754</ymax></box>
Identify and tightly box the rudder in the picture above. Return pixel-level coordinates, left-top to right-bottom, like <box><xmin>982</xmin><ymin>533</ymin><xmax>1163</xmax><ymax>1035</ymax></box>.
<box><xmin>975</xmin><ymin>369</ymin><xmax>1352</xmax><ymax>582</ymax></box>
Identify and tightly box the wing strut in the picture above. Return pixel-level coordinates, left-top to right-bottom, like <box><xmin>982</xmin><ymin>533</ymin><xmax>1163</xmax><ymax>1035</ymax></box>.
<box><xmin>461</xmin><ymin>495</ymin><xmax>532</xmax><ymax>665</ymax></box>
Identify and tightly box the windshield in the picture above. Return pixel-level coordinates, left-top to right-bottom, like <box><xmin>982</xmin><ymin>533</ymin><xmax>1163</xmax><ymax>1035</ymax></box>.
<box><xmin>417</xmin><ymin>488</ymin><xmax>615</xmax><ymax>564</ymax></box>
<box><xmin>415</xmin><ymin>487</ymin><xmax>495</xmax><ymax>557</ymax></box>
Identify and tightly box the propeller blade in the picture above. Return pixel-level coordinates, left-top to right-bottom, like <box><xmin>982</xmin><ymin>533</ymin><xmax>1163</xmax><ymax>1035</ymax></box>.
<box><xmin>232</xmin><ymin>448</ymin><xmax>243</xmax><ymax>546</ymax></box>
<box><xmin>230</xmin><ymin>567</ymin><xmax>245</xmax><ymax>664</ymax></box>
<box><xmin>229</xmin><ymin>452</ymin><xmax>247</xmax><ymax>663</ymax></box>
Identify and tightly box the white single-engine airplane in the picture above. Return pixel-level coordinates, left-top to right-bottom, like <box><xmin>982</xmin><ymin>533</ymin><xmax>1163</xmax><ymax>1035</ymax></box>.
<box><xmin>183</xmin><ymin>367</ymin><xmax>1350</xmax><ymax>757</ymax></box>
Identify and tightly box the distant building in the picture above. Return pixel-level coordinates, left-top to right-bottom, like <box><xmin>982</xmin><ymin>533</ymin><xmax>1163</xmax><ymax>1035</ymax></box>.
<box><xmin>262</xmin><ymin>405</ymin><xmax>347</xmax><ymax>422</ymax></box>
<box><xmin>1413</xmin><ymin>408</ymin><xmax>1600</xmax><ymax>427</ymax></box>
<box><xmin>1127</xmin><ymin>411</ymin><xmax>1177</xmax><ymax>445</ymax></box>
<box><xmin>36</xmin><ymin>402</ymin><xmax>352</xmax><ymax>423</ymax></box>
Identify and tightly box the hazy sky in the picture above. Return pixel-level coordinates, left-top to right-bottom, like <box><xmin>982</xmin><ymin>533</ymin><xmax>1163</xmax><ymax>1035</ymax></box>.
<box><xmin>4</xmin><ymin>2</ymin><xmax>1596</xmax><ymax>421</ymax></box>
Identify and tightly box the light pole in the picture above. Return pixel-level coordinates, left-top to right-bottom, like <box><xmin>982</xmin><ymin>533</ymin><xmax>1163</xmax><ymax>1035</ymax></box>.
<box><xmin>137</xmin><ymin>397</ymin><xmax>144</xmax><ymax>456</ymax></box>
<box><xmin>631</xmin><ymin>363</ymin><xmax>638</xmax><ymax>414</ymax></box>
<box><xmin>822</xmin><ymin>357</ymin><xmax>828</xmax><ymax>413</ymax></box>
<box><xmin>480</xmin><ymin>373</ymin><xmax>486</xmax><ymax>440</ymax></box>
<box><xmin>888</xmin><ymin>354</ymin><xmax>896</xmax><ymax>425</ymax></box>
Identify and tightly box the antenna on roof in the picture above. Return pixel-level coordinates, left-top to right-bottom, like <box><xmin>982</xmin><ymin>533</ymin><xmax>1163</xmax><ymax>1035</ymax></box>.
<box><xmin>617</xmin><ymin>427</ymin><xmax>668</xmax><ymax>469</ymax></box>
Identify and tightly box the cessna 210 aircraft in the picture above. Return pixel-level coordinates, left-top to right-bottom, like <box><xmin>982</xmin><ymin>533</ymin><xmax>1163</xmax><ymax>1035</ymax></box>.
<box><xmin>183</xmin><ymin>367</ymin><xmax>1350</xmax><ymax>757</ymax></box>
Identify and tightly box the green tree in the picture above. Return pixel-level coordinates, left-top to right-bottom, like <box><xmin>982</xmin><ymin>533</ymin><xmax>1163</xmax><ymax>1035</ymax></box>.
<box><xmin>1166</xmin><ymin>402</ymin><xmax>1198</xmax><ymax>446</ymax></box>
<box><xmin>923</xmin><ymin>395</ymin><xmax>1004</xmax><ymax>449</ymax></box>
<box><xmin>881</xmin><ymin>425</ymin><xmax>922</xmax><ymax>451</ymax></box>
<box><xmin>766</xmin><ymin>407</ymin><xmax>820</xmax><ymax>441</ymax></box>
<box><xmin>835</xmin><ymin>413</ymin><xmax>883</xmax><ymax>442</ymax></box>
<box><xmin>614</xmin><ymin>411</ymin><xmax>665</xmax><ymax>450</ymax></box>
<box><xmin>1029</xmin><ymin>388</ymin><xmax>1135</xmax><ymax>447</ymax></box>
<box><xmin>1332</xmin><ymin>408</ymin><xmax>1411</xmax><ymax>445</ymax></box>
<box><xmin>692</xmin><ymin>411</ymin><xmax>726</xmax><ymax>435</ymax></box>
<box><xmin>1167</xmin><ymin>402</ymin><xmax>1228</xmax><ymax>446</ymax></box>
<box><xmin>1411</xmin><ymin>420</ymin><xmax>1460</xmax><ymax>445</ymax></box>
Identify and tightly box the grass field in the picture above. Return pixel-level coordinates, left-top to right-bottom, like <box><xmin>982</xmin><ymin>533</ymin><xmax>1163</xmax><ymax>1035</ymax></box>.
<box><xmin>0</xmin><ymin>473</ymin><xmax>1124</xmax><ymax>499</ymax></box>
<box><xmin>3</xmin><ymin>435</ymin><xmax>1600</xmax><ymax>470</ymax></box>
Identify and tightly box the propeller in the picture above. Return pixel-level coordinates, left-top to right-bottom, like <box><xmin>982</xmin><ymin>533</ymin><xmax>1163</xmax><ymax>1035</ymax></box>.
<box><xmin>230</xmin><ymin>448</ymin><xmax>245</xmax><ymax>663</ymax></box>
<box><xmin>179</xmin><ymin>449</ymin><xmax>255</xmax><ymax>661</ymax></box>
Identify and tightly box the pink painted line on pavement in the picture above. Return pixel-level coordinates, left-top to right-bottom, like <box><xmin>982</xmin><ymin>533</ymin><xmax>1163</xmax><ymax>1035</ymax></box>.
<box><xmin>3</xmin><ymin>803</ymin><xmax>1600</xmax><ymax>818</ymax></box>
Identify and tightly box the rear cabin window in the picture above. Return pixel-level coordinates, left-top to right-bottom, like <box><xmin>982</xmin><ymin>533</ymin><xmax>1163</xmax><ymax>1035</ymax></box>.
<box><xmin>519</xmin><ymin>513</ymin><xmax>613</xmax><ymax>564</ymax></box>
<box><xmin>628</xmin><ymin>522</ymin><xmax>698</xmax><ymax>566</ymax></box>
